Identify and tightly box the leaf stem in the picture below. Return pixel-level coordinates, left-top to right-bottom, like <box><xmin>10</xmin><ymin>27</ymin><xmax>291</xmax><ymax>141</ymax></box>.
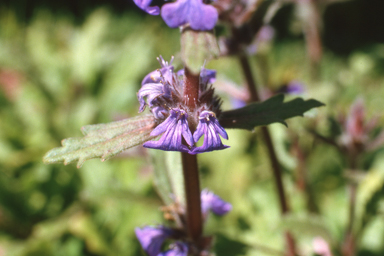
<box><xmin>239</xmin><ymin>55</ymin><xmax>296</xmax><ymax>256</ymax></box>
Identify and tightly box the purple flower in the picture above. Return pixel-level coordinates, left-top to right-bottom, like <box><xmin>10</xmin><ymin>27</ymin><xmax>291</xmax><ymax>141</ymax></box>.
<box><xmin>161</xmin><ymin>0</ymin><xmax>218</xmax><ymax>30</ymax></box>
<box><xmin>142</xmin><ymin>56</ymin><xmax>174</xmax><ymax>86</ymax></box>
<box><xmin>137</xmin><ymin>82</ymin><xmax>171</xmax><ymax>113</ymax></box>
<box><xmin>177</xmin><ymin>67</ymin><xmax>216</xmax><ymax>85</ymax></box>
<box><xmin>158</xmin><ymin>242</ymin><xmax>188</xmax><ymax>256</ymax></box>
<box><xmin>133</xmin><ymin>0</ymin><xmax>160</xmax><ymax>15</ymax></box>
<box><xmin>201</xmin><ymin>189</ymin><xmax>232</xmax><ymax>216</ymax></box>
<box><xmin>275</xmin><ymin>80</ymin><xmax>305</xmax><ymax>95</ymax></box>
<box><xmin>133</xmin><ymin>0</ymin><xmax>218</xmax><ymax>31</ymax></box>
<box><xmin>191</xmin><ymin>111</ymin><xmax>229</xmax><ymax>154</ymax></box>
<box><xmin>200</xmin><ymin>68</ymin><xmax>216</xmax><ymax>85</ymax></box>
<box><xmin>135</xmin><ymin>226</ymin><xmax>174</xmax><ymax>256</ymax></box>
<box><xmin>143</xmin><ymin>108</ymin><xmax>194</xmax><ymax>152</ymax></box>
<box><xmin>286</xmin><ymin>80</ymin><xmax>305</xmax><ymax>95</ymax></box>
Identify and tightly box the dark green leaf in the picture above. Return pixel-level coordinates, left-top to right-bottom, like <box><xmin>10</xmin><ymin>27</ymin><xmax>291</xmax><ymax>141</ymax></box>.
<box><xmin>180</xmin><ymin>29</ymin><xmax>219</xmax><ymax>74</ymax></box>
<box><xmin>214</xmin><ymin>234</ymin><xmax>249</xmax><ymax>256</ymax></box>
<box><xmin>43</xmin><ymin>115</ymin><xmax>156</xmax><ymax>168</ymax></box>
<box><xmin>219</xmin><ymin>94</ymin><xmax>324</xmax><ymax>130</ymax></box>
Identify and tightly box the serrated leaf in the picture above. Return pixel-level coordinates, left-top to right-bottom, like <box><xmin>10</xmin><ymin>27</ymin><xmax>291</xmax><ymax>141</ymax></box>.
<box><xmin>219</xmin><ymin>94</ymin><xmax>324</xmax><ymax>130</ymax></box>
<box><xmin>180</xmin><ymin>29</ymin><xmax>219</xmax><ymax>74</ymax></box>
<box><xmin>43</xmin><ymin>115</ymin><xmax>156</xmax><ymax>168</ymax></box>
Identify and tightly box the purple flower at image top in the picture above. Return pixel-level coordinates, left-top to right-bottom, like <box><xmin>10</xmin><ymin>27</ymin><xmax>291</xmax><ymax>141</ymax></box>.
<box><xmin>137</xmin><ymin>56</ymin><xmax>229</xmax><ymax>155</ymax></box>
<box><xmin>133</xmin><ymin>0</ymin><xmax>218</xmax><ymax>30</ymax></box>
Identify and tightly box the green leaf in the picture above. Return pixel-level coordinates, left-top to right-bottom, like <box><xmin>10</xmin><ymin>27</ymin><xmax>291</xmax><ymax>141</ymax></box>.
<box><xmin>43</xmin><ymin>115</ymin><xmax>156</xmax><ymax>168</ymax></box>
<box><xmin>180</xmin><ymin>29</ymin><xmax>219</xmax><ymax>74</ymax></box>
<box><xmin>214</xmin><ymin>234</ymin><xmax>248</xmax><ymax>256</ymax></box>
<box><xmin>151</xmin><ymin>150</ymin><xmax>185</xmax><ymax>206</ymax></box>
<box><xmin>279</xmin><ymin>214</ymin><xmax>333</xmax><ymax>243</ymax></box>
<box><xmin>219</xmin><ymin>94</ymin><xmax>324</xmax><ymax>130</ymax></box>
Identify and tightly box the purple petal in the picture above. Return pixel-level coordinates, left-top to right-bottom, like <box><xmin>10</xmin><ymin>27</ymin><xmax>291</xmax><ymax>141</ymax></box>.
<box><xmin>193</xmin><ymin>121</ymin><xmax>206</xmax><ymax>142</ymax></box>
<box><xmin>201</xmin><ymin>189</ymin><xmax>232</xmax><ymax>216</ymax></box>
<box><xmin>286</xmin><ymin>80</ymin><xmax>305</xmax><ymax>94</ymax></box>
<box><xmin>200</xmin><ymin>68</ymin><xmax>216</xmax><ymax>85</ymax></box>
<box><xmin>137</xmin><ymin>83</ymin><xmax>165</xmax><ymax>112</ymax></box>
<box><xmin>159</xmin><ymin>242</ymin><xmax>188</xmax><ymax>256</ymax></box>
<box><xmin>150</xmin><ymin>111</ymin><xmax>178</xmax><ymax>136</ymax></box>
<box><xmin>144</xmin><ymin>109</ymin><xmax>193</xmax><ymax>152</ymax></box>
<box><xmin>161</xmin><ymin>0</ymin><xmax>218</xmax><ymax>30</ymax></box>
<box><xmin>142</xmin><ymin>57</ymin><xmax>175</xmax><ymax>86</ymax></box>
<box><xmin>135</xmin><ymin>226</ymin><xmax>173</xmax><ymax>256</ymax></box>
<box><xmin>211</xmin><ymin>118</ymin><xmax>228</xmax><ymax>140</ymax></box>
<box><xmin>133</xmin><ymin>0</ymin><xmax>160</xmax><ymax>15</ymax></box>
<box><xmin>191</xmin><ymin>111</ymin><xmax>229</xmax><ymax>154</ymax></box>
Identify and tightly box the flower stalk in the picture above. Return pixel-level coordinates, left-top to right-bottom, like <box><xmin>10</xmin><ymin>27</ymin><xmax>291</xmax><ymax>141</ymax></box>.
<box><xmin>239</xmin><ymin>55</ymin><xmax>296</xmax><ymax>256</ymax></box>
<box><xmin>182</xmin><ymin>67</ymin><xmax>203</xmax><ymax>246</ymax></box>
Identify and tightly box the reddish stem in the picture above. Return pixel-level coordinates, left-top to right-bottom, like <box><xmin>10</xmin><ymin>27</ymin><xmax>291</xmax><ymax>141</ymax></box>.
<box><xmin>239</xmin><ymin>55</ymin><xmax>296</xmax><ymax>256</ymax></box>
<box><xmin>184</xmin><ymin>68</ymin><xmax>200</xmax><ymax>111</ymax></box>
<box><xmin>182</xmin><ymin>67</ymin><xmax>203</xmax><ymax>245</ymax></box>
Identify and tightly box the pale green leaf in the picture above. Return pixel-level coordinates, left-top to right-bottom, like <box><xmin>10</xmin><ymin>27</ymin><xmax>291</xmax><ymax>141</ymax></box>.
<box><xmin>180</xmin><ymin>29</ymin><xmax>219</xmax><ymax>74</ymax></box>
<box><xmin>151</xmin><ymin>150</ymin><xmax>185</xmax><ymax>206</ymax></box>
<box><xmin>43</xmin><ymin>115</ymin><xmax>156</xmax><ymax>168</ymax></box>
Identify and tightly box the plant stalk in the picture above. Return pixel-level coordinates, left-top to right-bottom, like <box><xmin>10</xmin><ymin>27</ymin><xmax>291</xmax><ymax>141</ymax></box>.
<box><xmin>181</xmin><ymin>153</ymin><xmax>202</xmax><ymax>243</ymax></box>
<box><xmin>239</xmin><ymin>55</ymin><xmax>296</xmax><ymax>256</ymax></box>
<box><xmin>182</xmin><ymin>67</ymin><xmax>203</xmax><ymax>245</ymax></box>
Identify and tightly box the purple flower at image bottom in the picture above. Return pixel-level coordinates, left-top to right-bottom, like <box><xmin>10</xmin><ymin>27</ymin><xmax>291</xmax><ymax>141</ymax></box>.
<box><xmin>135</xmin><ymin>226</ymin><xmax>174</xmax><ymax>256</ymax></box>
<box><xmin>158</xmin><ymin>242</ymin><xmax>188</xmax><ymax>256</ymax></box>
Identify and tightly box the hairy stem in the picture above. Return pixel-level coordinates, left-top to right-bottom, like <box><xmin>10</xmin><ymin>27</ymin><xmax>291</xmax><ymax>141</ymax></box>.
<box><xmin>239</xmin><ymin>55</ymin><xmax>296</xmax><ymax>256</ymax></box>
<box><xmin>181</xmin><ymin>153</ymin><xmax>202</xmax><ymax>243</ymax></box>
<box><xmin>182</xmin><ymin>67</ymin><xmax>203</xmax><ymax>245</ymax></box>
<box><xmin>184</xmin><ymin>68</ymin><xmax>200</xmax><ymax>110</ymax></box>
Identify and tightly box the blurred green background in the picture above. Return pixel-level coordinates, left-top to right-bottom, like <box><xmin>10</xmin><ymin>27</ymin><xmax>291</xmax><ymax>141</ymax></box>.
<box><xmin>0</xmin><ymin>0</ymin><xmax>384</xmax><ymax>256</ymax></box>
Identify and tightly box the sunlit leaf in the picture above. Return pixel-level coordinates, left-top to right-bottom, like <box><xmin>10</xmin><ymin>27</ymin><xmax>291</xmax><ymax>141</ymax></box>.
<box><xmin>180</xmin><ymin>29</ymin><xmax>219</xmax><ymax>74</ymax></box>
<box><xmin>219</xmin><ymin>94</ymin><xmax>324</xmax><ymax>130</ymax></box>
<box><xmin>43</xmin><ymin>115</ymin><xmax>156</xmax><ymax>168</ymax></box>
<box><xmin>151</xmin><ymin>151</ymin><xmax>185</xmax><ymax>206</ymax></box>
<box><xmin>279</xmin><ymin>214</ymin><xmax>333</xmax><ymax>243</ymax></box>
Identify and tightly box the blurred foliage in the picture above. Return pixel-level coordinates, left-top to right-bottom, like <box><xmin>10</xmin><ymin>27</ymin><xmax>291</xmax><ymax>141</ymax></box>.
<box><xmin>0</xmin><ymin>3</ymin><xmax>384</xmax><ymax>256</ymax></box>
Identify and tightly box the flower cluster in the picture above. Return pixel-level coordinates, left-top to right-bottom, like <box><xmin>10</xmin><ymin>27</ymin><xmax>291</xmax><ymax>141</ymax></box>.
<box><xmin>137</xmin><ymin>56</ymin><xmax>229</xmax><ymax>154</ymax></box>
<box><xmin>135</xmin><ymin>190</ymin><xmax>231</xmax><ymax>256</ymax></box>
<box><xmin>133</xmin><ymin>0</ymin><xmax>218</xmax><ymax>30</ymax></box>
